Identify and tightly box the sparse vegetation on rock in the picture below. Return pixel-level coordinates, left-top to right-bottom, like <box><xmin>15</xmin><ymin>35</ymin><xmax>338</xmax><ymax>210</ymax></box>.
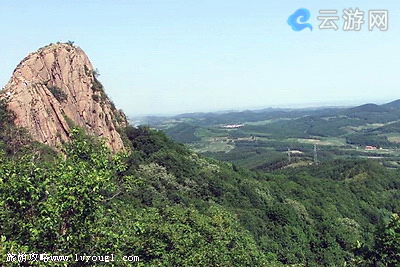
<box><xmin>0</xmin><ymin>43</ymin><xmax>127</xmax><ymax>152</ymax></box>
<box><xmin>48</xmin><ymin>86</ymin><xmax>67</xmax><ymax>102</ymax></box>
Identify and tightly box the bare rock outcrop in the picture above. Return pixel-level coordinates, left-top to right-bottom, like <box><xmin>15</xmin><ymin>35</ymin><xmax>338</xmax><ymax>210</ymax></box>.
<box><xmin>0</xmin><ymin>43</ymin><xmax>127</xmax><ymax>152</ymax></box>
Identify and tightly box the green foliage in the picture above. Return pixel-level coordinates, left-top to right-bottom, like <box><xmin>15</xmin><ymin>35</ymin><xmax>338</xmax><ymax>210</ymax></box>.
<box><xmin>0</xmin><ymin>121</ymin><xmax>398</xmax><ymax>265</ymax></box>
<box><xmin>113</xmin><ymin>205</ymin><xmax>273</xmax><ymax>266</ymax></box>
<box><xmin>91</xmin><ymin>75</ymin><xmax>104</xmax><ymax>93</ymax></box>
<box><xmin>92</xmin><ymin>68</ymin><xmax>100</xmax><ymax>78</ymax></box>
<box><xmin>0</xmin><ymin>128</ymin><xmax>132</xmax><ymax>261</ymax></box>
<box><xmin>0</xmin><ymin>127</ymin><xmax>273</xmax><ymax>266</ymax></box>
<box><xmin>372</xmin><ymin>213</ymin><xmax>400</xmax><ymax>265</ymax></box>
<box><xmin>145</xmin><ymin>100</ymin><xmax>400</xmax><ymax>170</ymax></box>
<box><xmin>0</xmin><ymin>100</ymin><xmax>39</xmax><ymax>156</ymax></box>
<box><xmin>0</xmin><ymin>99</ymin><xmax>15</xmax><ymax>128</ymax></box>
<box><xmin>122</xmin><ymin>126</ymin><xmax>400</xmax><ymax>265</ymax></box>
<box><xmin>125</xmin><ymin>125</ymin><xmax>186</xmax><ymax>155</ymax></box>
<box><xmin>89</xmin><ymin>71</ymin><xmax>115</xmax><ymax>109</ymax></box>
<box><xmin>48</xmin><ymin>86</ymin><xmax>67</xmax><ymax>102</ymax></box>
<box><xmin>165</xmin><ymin>123</ymin><xmax>200</xmax><ymax>143</ymax></box>
<box><xmin>346</xmin><ymin>132</ymin><xmax>396</xmax><ymax>148</ymax></box>
<box><xmin>92</xmin><ymin>94</ymin><xmax>100</xmax><ymax>102</ymax></box>
<box><xmin>205</xmin><ymin>146</ymin><xmax>290</xmax><ymax>171</ymax></box>
<box><xmin>376</xmin><ymin>121</ymin><xmax>400</xmax><ymax>133</ymax></box>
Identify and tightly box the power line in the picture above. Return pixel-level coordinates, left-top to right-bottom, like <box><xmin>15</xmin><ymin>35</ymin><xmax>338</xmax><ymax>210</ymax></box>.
<box><xmin>313</xmin><ymin>144</ymin><xmax>318</xmax><ymax>165</ymax></box>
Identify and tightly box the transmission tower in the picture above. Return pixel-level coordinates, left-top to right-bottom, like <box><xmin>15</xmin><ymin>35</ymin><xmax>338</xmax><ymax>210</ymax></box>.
<box><xmin>313</xmin><ymin>144</ymin><xmax>318</xmax><ymax>165</ymax></box>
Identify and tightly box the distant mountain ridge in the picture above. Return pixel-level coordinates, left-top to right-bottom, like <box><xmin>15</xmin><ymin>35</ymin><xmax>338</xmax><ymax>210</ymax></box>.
<box><xmin>345</xmin><ymin>103</ymin><xmax>389</xmax><ymax>113</ymax></box>
<box><xmin>136</xmin><ymin>99</ymin><xmax>400</xmax><ymax>127</ymax></box>
<box><xmin>381</xmin><ymin>99</ymin><xmax>400</xmax><ymax>110</ymax></box>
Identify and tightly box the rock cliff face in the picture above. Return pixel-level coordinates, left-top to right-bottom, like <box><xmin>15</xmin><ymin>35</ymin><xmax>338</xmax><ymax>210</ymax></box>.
<box><xmin>0</xmin><ymin>43</ymin><xmax>127</xmax><ymax>152</ymax></box>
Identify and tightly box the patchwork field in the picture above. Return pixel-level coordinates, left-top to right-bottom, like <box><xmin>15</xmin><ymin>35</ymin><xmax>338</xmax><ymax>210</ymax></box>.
<box><xmin>136</xmin><ymin>101</ymin><xmax>400</xmax><ymax>170</ymax></box>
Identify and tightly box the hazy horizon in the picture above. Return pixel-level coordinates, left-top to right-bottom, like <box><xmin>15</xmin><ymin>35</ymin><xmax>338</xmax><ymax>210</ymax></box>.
<box><xmin>1</xmin><ymin>0</ymin><xmax>399</xmax><ymax>115</ymax></box>
<box><xmin>130</xmin><ymin>97</ymin><xmax>399</xmax><ymax>117</ymax></box>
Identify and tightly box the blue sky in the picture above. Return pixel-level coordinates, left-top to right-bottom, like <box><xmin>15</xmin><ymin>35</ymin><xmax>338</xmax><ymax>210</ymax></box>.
<box><xmin>1</xmin><ymin>0</ymin><xmax>399</xmax><ymax>115</ymax></box>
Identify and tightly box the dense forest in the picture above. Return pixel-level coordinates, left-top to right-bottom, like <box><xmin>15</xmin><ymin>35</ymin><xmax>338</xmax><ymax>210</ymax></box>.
<box><xmin>1</xmin><ymin>100</ymin><xmax>399</xmax><ymax>266</ymax></box>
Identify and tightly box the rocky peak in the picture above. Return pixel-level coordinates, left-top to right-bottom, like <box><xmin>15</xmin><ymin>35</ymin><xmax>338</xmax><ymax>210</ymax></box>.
<box><xmin>0</xmin><ymin>43</ymin><xmax>127</xmax><ymax>152</ymax></box>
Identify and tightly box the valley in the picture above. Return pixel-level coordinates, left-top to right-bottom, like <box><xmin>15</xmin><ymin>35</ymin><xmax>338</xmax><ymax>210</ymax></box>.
<box><xmin>136</xmin><ymin>100</ymin><xmax>400</xmax><ymax>170</ymax></box>
<box><xmin>1</xmin><ymin>43</ymin><xmax>399</xmax><ymax>266</ymax></box>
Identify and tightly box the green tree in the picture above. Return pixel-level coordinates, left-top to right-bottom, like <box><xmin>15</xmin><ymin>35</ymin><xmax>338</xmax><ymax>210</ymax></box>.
<box><xmin>373</xmin><ymin>213</ymin><xmax>400</xmax><ymax>265</ymax></box>
<box><xmin>0</xmin><ymin>128</ymin><xmax>132</xmax><ymax>262</ymax></box>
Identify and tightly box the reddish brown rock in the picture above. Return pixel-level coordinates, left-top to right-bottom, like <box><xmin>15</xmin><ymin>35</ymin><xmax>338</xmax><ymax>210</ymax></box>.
<box><xmin>0</xmin><ymin>43</ymin><xmax>127</xmax><ymax>152</ymax></box>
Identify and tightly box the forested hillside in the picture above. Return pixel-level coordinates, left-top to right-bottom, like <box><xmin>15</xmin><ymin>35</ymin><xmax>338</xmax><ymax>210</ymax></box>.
<box><xmin>140</xmin><ymin>100</ymin><xmax>400</xmax><ymax>170</ymax></box>
<box><xmin>1</xmin><ymin>100</ymin><xmax>399</xmax><ymax>265</ymax></box>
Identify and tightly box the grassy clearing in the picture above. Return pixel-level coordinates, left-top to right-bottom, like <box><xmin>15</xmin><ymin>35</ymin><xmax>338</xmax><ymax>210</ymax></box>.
<box><xmin>385</xmin><ymin>133</ymin><xmax>400</xmax><ymax>143</ymax></box>
<box><xmin>192</xmin><ymin>136</ymin><xmax>235</xmax><ymax>153</ymax></box>
<box><xmin>294</xmin><ymin>137</ymin><xmax>346</xmax><ymax>146</ymax></box>
<box><xmin>284</xmin><ymin>161</ymin><xmax>312</xmax><ymax>168</ymax></box>
<box><xmin>195</xmin><ymin>127</ymin><xmax>226</xmax><ymax>138</ymax></box>
<box><xmin>342</xmin><ymin>123</ymin><xmax>385</xmax><ymax>133</ymax></box>
<box><xmin>244</xmin><ymin>118</ymin><xmax>293</xmax><ymax>126</ymax></box>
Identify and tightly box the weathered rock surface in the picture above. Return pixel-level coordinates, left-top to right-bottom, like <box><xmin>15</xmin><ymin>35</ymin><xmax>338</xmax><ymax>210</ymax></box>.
<box><xmin>0</xmin><ymin>43</ymin><xmax>127</xmax><ymax>152</ymax></box>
